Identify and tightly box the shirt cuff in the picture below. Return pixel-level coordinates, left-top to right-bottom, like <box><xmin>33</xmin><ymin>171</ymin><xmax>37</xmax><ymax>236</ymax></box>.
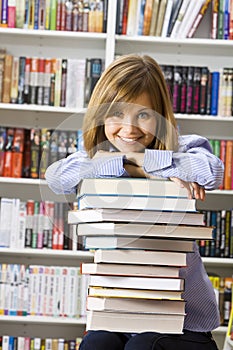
<box><xmin>144</xmin><ymin>149</ymin><xmax>173</xmax><ymax>172</ymax></box>
<box><xmin>93</xmin><ymin>155</ymin><xmax>125</xmax><ymax>177</ymax></box>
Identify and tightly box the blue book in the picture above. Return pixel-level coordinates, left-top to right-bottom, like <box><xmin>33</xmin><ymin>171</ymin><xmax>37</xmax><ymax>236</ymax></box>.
<box><xmin>210</xmin><ymin>71</ymin><xmax>220</xmax><ymax>115</ymax></box>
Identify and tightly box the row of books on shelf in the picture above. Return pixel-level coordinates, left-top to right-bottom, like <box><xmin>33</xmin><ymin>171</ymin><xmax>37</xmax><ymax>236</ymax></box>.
<box><xmin>198</xmin><ymin>209</ymin><xmax>233</xmax><ymax>258</ymax></box>
<box><xmin>161</xmin><ymin>65</ymin><xmax>233</xmax><ymax>116</ymax></box>
<box><xmin>0</xmin><ymin>127</ymin><xmax>83</xmax><ymax>179</ymax></box>
<box><xmin>0</xmin><ymin>337</ymin><xmax>83</xmax><ymax>350</ymax></box>
<box><xmin>0</xmin><ymin>263</ymin><xmax>86</xmax><ymax>318</ymax></box>
<box><xmin>0</xmin><ymin>0</ymin><xmax>108</xmax><ymax>33</ymax></box>
<box><xmin>209</xmin><ymin>275</ymin><xmax>233</xmax><ymax>326</ymax></box>
<box><xmin>116</xmin><ymin>0</ymin><xmax>233</xmax><ymax>40</ymax></box>
<box><xmin>0</xmin><ymin>199</ymin><xmax>81</xmax><ymax>251</ymax></box>
<box><xmin>0</xmin><ymin>50</ymin><xmax>103</xmax><ymax>108</ymax></box>
<box><xmin>210</xmin><ymin>139</ymin><xmax>233</xmax><ymax>190</ymax></box>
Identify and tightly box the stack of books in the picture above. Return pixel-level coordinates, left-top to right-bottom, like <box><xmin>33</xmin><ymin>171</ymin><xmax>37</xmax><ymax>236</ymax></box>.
<box><xmin>68</xmin><ymin>178</ymin><xmax>213</xmax><ymax>334</ymax></box>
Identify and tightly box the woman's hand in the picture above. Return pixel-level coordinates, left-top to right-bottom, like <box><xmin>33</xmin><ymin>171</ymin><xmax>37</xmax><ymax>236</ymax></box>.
<box><xmin>170</xmin><ymin>177</ymin><xmax>206</xmax><ymax>201</ymax></box>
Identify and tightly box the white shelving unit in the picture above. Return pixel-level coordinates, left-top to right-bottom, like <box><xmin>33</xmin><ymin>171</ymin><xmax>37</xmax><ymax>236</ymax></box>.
<box><xmin>0</xmin><ymin>0</ymin><xmax>232</xmax><ymax>347</ymax></box>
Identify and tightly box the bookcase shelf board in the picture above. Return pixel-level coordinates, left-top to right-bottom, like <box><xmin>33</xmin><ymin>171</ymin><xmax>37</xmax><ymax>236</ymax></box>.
<box><xmin>0</xmin><ymin>315</ymin><xmax>87</xmax><ymax>325</ymax></box>
<box><xmin>0</xmin><ymin>27</ymin><xmax>107</xmax><ymax>40</ymax></box>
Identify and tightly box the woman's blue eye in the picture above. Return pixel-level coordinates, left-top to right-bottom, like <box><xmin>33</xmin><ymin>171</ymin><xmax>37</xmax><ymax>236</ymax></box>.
<box><xmin>112</xmin><ymin>111</ymin><xmax>124</xmax><ymax>118</ymax></box>
<box><xmin>137</xmin><ymin>112</ymin><xmax>149</xmax><ymax>119</ymax></box>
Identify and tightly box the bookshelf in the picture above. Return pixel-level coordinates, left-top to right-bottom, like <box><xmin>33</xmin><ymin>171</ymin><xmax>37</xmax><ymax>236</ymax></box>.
<box><xmin>0</xmin><ymin>0</ymin><xmax>232</xmax><ymax>348</ymax></box>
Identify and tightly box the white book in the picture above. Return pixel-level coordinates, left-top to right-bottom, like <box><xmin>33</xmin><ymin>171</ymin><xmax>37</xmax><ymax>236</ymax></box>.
<box><xmin>47</xmin><ymin>266</ymin><xmax>55</xmax><ymax>317</ymax></box>
<box><xmin>86</xmin><ymin>310</ymin><xmax>185</xmax><ymax>333</ymax></box>
<box><xmin>161</xmin><ymin>0</ymin><xmax>174</xmax><ymax>37</ymax></box>
<box><xmin>43</xmin><ymin>266</ymin><xmax>50</xmax><ymax>316</ymax></box>
<box><xmin>84</xmin><ymin>236</ymin><xmax>194</xmax><ymax>252</ymax></box>
<box><xmin>89</xmin><ymin>275</ymin><xmax>185</xmax><ymax>291</ymax></box>
<box><xmin>88</xmin><ymin>286</ymin><xmax>183</xmax><ymax>300</ymax></box>
<box><xmin>18</xmin><ymin>264</ymin><xmax>26</xmax><ymax>316</ymax></box>
<box><xmin>94</xmin><ymin>249</ymin><xmax>187</xmax><ymax>266</ymax></box>
<box><xmin>18</xmin><ymin>201</ymin><xmax>26</xmax><ymax>249</ymax></box>
<box><xmin>155</xmin><ymin>0</ymin><xmax>168</xmax><ymax>36</ymax></box>
<box><xmin>86</xmin><ymin>296</ymin><xmax>186</xmax><ymax>314</ymax></box>
<box><xmin>34</xmin><ymin>338</ymin><xmax>41</xmax><ymax>350</ymax></box>
<box><xmin>81</xmin><ymin>262</ymin><xmax>180</xmax><ymax>278</ymax></box>
<box><xmin>78</xmin><ymin>194</ymin><xmax>196</xmax><ymax>212</ymax></box>
<box><xmin>2</xmin><ymin>336</ymin><xmax>10</xmax><ymax>350</ymax></box>
<box><xmin>45</xmin><ymin>339</ymin><xmax>52</xmax><ymax>350</ymax></box>
<box><xmin>28</xmin><ymin>265</ymin><xmax>38</xmax><ymax>316</ymax></box>
<box><xmin>9</xmin><ymin>264</ymin><xmax>20</xmax><ymax>316</ymax></box>
<box><xmin>77</xmin><ymin>222</ymin><xmax>213</xmax><ymax>240</ymax></box>
<box><xmin>10</xmin><ymin>198</ymin><xmax>20</xmax><ymax>249</ymax></box>
<box><xmin>175</xmin><ymin>1</ymin><xmax>200</xmax><ymax>37</ymax></box>
<box><xmin>181</xmin><ymin>0</ymin><xmax>205</xmax><ymax>38</ymax></box>
<box><xmin>36</xmin><ymin>266</ymin><xmax>45</xmax><ymax>316</ymax></box>
<box><xmin>67</xmin><ymin>267</ymin><xmax>80</xmax><ymax>318</ymax></box>
<box><xmin>0</xmin><ymin>198</ymin><xmax>14</xmax><ymax>247</ymax></box>
<box><xmin>59</xmin><ymin>266</ymin><xmax>69</xmax><ymax>317</ymax></box>
<box><xmin>0</xmin><ymin>264</ymin><xmax>7</xmax><ymax>314</ymax></box>
<box><xmin>126</xmin><ymin>0</ymin><xmax>139</xmax><ymax>35</ymax></box>
<box><xmin>53</xmin><ymin>266</ymin><xmax>62</xmax><ymax>317</ymax></box>
<box><xmin>78</xmin><ymin>178</ymin><xmax>189</xmax><ymax>198</ymax></box>
<box><xmin>66</xmin><ymin>59</ymin><xmax>86</xmax><ymax>108</ymax></box>
<box><xmin>17</xmin><ymin>337</ymin><xmax>25</xmax><ymax>350</ymax></box>
<box><xmin>80</xmin><ymin>274</ymin><xmax>90</xmax><ymax>317</ymax></box>
<box><xmin>68</xmin><ymin>208</ymin><xmax>205</xmax><ymax>226</ymax></box>
<box><xmin>4</xmin><ymin>264</ymin><xmax>12</xmax><ymax>315</ymax></box>
<box><xmin>170</xmin><ymin>0</ymin><xmax>191</xmax><ymax>38</ymax></box>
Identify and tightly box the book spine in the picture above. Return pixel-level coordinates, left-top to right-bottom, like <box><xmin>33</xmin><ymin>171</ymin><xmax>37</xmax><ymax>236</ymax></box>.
<box><xmin>34</xmin><ymin>0</ymin><xmax>39</xmax><ymax>29</ymax></box>
<box><xmin>199</xmin><ymin>67</ymin><xmax>209</xmax><ymax>115</ymax></box>
<box><xmin>2</xmin><ymin>54</ymin><xmax>13</xmax><ymax>103</ymax></box>
<box><xmin>7</xmin><ymin>0</ymin><xmax>16</xmax><ymax>28</ymax></box>
<box><xmin>223</xmin><ymin>0</ymin><xmax>230</xmax><ymax>39</ymax></box>
<box><xmin>43</xmin><ymin>58</ymin><xmax>52</xmax><ymax>105</ymax></box>
<box><xmin>18</xmin><ymin>56</ymin><xmax>26</xmax><ymax>104</ymax></box>
<box><xmin>192</xmin><ymin>66</ymin><xmax>201</xmax><ymax>114</ymax></box>
<box><xmin>217</xmin><ymin>0</ymin><xmax>224</xmax><ymax>39</ymax></box>
<box><xmin>10</xmin><ymin>56</ymin><xmax>19</xmax><ymax>103</ymax></box>
<box><xmin>1</xmin><ymin>0</ymin><xmax>8</xmax><ymax>27</ymax></box>
<box><xmin>187</xmin><ymin>0</ymin><xmax>212</xmax><ymax>38</ymax></box>
<box><xmin>11</xmin><ymin>127</ymin><xmax>24</xmax><ymax>178</ymax></box>
<box><xmin>224</xmin><ymin>140</ymin><xmax>233</xmax><ymax>190</ymax></box>
<box><xmin>23</xmin><ymin>57</ymin><xmax>31</xmax><ymax>104</ymax></box>
<box><xmin>37</xmin><ymin>58</ymin><xmax>45</xmax><ymax>105</ymax></box>
<box><xmin>3</xmin><ymin>127</ymin><xmax>14</xmax><ymax>177</ymax></box>
<box><xmin>50</xmin><ymin>0</ymin><xmax>57</xmax><ymax>30</ymax></box>
<box><xmin>38</xmin><ymin>0</ymin><xmax>46</xmax><ymax>29</ymax></box>
<box><xmin>172</xmin><ymin>65</ymin><xmax>182</xmax><ymax>113</ymax></box>
<box><xmin>28</xmin><ymin>0</ymin><xmax>35</xmax><ymax>29</ymax></box>
<box><xmin>45</xmin><ymin>0</ymin><xmax>50</xmax><ymax>29</ymax></box>
<box><xmin>211</xmin><ymin>0</ymin><xmax>219</xmax><ymax>38</ymax></box>
<box><xmin>29</xmin><ymin>57</ymin><xmax>39</xmax><ymax>104</ymax></box>
<box><xmin>229</xmin><ymin>0</ymin><xmax>233</xmax><ymax>39</ymax></box>
<box><xmin>186</xmin><ymin>66</ymin><xmax>194</xmax><ymax>114</ymax></box>
<box><xmin>30</xmin><ymin>128</ymin><xmax>41</xmax><ymax>178</ymax></box>
<box><xmin>210</xmin><ymin>71</ymin><xmax>220</xmax><ymax>115</ymax></box>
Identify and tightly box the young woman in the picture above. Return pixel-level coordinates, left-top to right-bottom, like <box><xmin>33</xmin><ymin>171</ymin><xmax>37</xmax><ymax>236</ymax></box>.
<box><xmin>45</xmin><ymin>54</ymin><xmax>223</xmax><ymax>350</ymax></box>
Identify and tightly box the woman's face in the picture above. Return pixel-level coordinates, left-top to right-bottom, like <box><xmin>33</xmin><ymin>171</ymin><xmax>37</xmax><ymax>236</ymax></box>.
<box><xmin>104</xmin><ymin>93</ymin><xmax>156</xmax><ymax>152</ymax></box>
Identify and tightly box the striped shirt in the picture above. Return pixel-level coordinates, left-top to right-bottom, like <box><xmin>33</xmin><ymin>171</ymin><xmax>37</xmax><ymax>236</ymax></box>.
<box><xmin>45</xmin><ymin>133</ymin><xmax>224</xmax><ymax>332</ymax></box>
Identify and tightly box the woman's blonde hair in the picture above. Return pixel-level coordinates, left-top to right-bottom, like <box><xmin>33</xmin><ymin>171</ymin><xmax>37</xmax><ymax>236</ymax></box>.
<box><xmin>83</xmin><ymin>54</ymin><xmax>178</xmax><ymax>158</ymax></box>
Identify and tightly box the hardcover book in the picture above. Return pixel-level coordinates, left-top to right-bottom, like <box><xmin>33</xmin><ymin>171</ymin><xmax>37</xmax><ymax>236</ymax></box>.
<box><xmin>86</xmin><ymin>310</ymin><xmax>185</xmax><ymax>333</ymax></box>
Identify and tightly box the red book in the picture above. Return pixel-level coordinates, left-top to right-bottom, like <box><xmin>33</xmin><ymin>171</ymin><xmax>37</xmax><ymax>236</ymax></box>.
<box><xmin>224</xmin><ymin>140</ymin><xmax>233</xmax><ymax>190</ymax></box>
<box><xmin>211</xmin><ymin>0</ymin><xmax>219</xmax><ymax>39</ymax></box>
<box><xmin>37</xmin><ymin>58</ymin><xmax>45</xmax><ymax>105</ymax></box>
<box><xmin>3</xmin><ymin>127</ymin><xmax>14</xmax><ymax>177</ymax></box>
<box><xmin>219</xmin><ymin>140</ymin><xmax>227</xmax><ymax>190</ymax></box>
<box><xmin>11</xmin><ymin>127</ymin><xmax>25</xmax><ymax>178</ymax></box>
